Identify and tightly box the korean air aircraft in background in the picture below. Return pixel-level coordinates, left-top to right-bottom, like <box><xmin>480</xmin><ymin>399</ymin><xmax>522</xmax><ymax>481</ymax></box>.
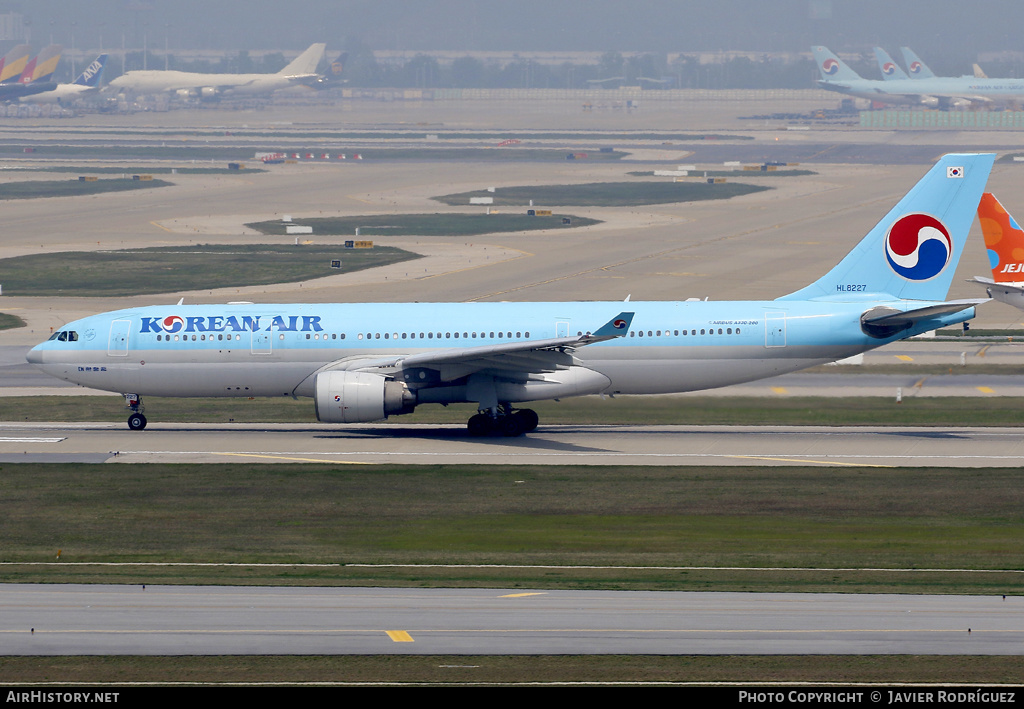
<box><xmin>813</xmin><ymin>45</ymin><xmax>1024</xmax><ymax>109</ymax></box>
<box><xmin>901</xmin><ymin>47</ymin><xmax>937</xmax><ymax>79</ymax></box>
<box><xmin>28</xmin><ymin>154</ymin><xmax>995</xmax><ymax>435</ymax></box>
<box><xmin>967</xmin><ymin>192</ymin><xmax>1024</xmax><ymax>310</ymax></box>
<box><xmin>874</xmin><ymin>47</ymin><xmax>910</xmax><ymax>81</ymax></box>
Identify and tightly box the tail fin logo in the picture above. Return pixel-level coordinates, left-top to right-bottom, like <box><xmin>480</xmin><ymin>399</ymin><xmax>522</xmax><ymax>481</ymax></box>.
<box><xmin>909</xmin><ymin>61</ymin><xmax>922</xmax><ymax>74</ymax></box>
<box><xmin>882</xmin><ymin>62</ymin><xmax>897</xmax><ymax>75</ymax></box>
<box><xmin>822</xmin><ymin>58</ymin><xmax>840</xmax><ymax>75</ymax></box>
<box><xmin>885</xmin><ymin>214</ymin><xmax>952</xmax><ymax>281</ymax></box>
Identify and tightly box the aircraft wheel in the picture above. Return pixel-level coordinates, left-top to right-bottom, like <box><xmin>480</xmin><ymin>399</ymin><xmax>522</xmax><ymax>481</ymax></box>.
<box><xmin>500</xmin><ymin>414</ymin><xmax>525</xmax><ymax>437</ymax></box>
<box><xmin>515</xmin><ymin>409</ymin><xmax>539</xmax><ymax>433</ymax></box>
<box><xmin>467</xmin><ymin>413</ymin><xmax>492</xmax><ymax>437</ymax></box>
<box><xmin>127</xmin><ymin>413</ymin><xmax>147</xmax><ymax>431</ymax></box>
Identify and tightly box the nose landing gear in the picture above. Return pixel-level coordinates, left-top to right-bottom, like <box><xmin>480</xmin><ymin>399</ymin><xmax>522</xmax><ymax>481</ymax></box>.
<box><xmin>124</xmin><ymin>393</ymin><xmax>147</xmax><ymax>430</ymax></box>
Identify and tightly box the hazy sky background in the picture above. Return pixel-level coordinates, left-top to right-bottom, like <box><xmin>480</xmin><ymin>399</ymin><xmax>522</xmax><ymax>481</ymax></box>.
<box><xmin>6</xmin><ymin>0</ymin><xmax>1020</xmax><ymax>67</ymax></box>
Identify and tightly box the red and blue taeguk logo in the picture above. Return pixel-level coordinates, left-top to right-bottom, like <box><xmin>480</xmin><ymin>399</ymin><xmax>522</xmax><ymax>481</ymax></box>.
<box><xmin>882</xmin><ymin>62</ymin><xmax>897</xmax><ymax>75</ymax></box>
<box><xmin>822</xmin><ymin>58</ymin><xmax>840</xmax><ymax>75</ymax></box>
<box><xmin>160</xmin><ymin>315</ymin><xmax>185</xmax><ymax>333</ymax></box>
<box><xmin>885</xmin><ymin>213</ymin><xmax>952</xmax><ymax>281</ymax></box>
<box><xmin>909</xmin><ymin>61</ymin><xmax>923</xmax><ymax>74</ymax></box>
<box><xmin>613</xmin><ymin>319</ymin><xmax>628</xmax><ymax>329</ymax></box>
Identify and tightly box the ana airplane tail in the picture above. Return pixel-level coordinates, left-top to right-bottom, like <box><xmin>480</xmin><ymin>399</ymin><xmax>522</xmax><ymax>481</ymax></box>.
<box><xmin>900</xmin><ymin>47</ymin><xmax>936</xmax><ymax>79</ymax></box>
<box><xmin>0</xmin><ymin>44</ymin><xmax>31</xmax><ymax>84</ymax></box>
<box><xmin>779</xmin><ymin>153</ymin><xmax>995</xmax><ymax>302</ymax></box>
<box><xmin>279</xmin><ymin>43</ymin><xmax>326</xmax><ymax>76</ymax></box>
<box><xmin>73</xmin><ymin>54</ymin><xmax>108</xmax><ymax>87</ymax></box>
<box><xmin>874</xmin><ymin>47</ymin><xmax>909</xmax><ymax>81</ymax></box>
<box><xmin>811</xmin><ymin>46</ymin><xmax>863</xmax><ymax>82</ymax></box>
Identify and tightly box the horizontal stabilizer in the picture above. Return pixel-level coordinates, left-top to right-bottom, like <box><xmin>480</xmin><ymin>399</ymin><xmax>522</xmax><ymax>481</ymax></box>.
<box><xmin>861</xmin><ymin>299</ymin><xmax>987</xmax><ymax>338</ymax></box>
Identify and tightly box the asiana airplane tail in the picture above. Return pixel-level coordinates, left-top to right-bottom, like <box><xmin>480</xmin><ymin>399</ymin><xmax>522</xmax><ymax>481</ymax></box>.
<box><xmin>27</xmin><ymin>154</ymin><xmax>995</xmax><ymax>435</ymax></box>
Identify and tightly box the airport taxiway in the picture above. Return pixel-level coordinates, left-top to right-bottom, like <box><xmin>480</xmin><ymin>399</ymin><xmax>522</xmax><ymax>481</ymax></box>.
<box><xmin>1</xmin><ymin>420</ymin><xmax>1022</xmax><ymax>467</ymax></box>
<box><xmin>2</xmin><ymin>584</ymin><xmax>1019</xmax><ymax>656</ymax></box>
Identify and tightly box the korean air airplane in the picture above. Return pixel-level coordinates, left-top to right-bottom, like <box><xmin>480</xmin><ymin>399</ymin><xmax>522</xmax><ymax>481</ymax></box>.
<box><xmin>813</xmin><ymin>45</ymin><xmax>1024</xmax><ymax>109</ymax></box>
<box><xmin>27</xmin><ymin>154</ymin><xmax>994</xmax><ymax>435</ymax></box>
<box><xmin>967</xmin><ymin>192</ymin><xmax>1024</xmax><ymax>310</ymax></box>
<box><xmin>874</xmin><ymin>47</ymin><xmax>910</xmax><ymax>81</ymax></box>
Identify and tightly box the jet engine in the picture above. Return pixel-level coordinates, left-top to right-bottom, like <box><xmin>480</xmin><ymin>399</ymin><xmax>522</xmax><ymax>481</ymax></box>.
<box><xmin>314</xmin><ymin>371</ymin><xmax>416</xmax><ymax>423</ymax></box>
<box><xmin>200</xmin><ymin>86</ymin><xmax>219</xmax><ymax>98</ymax></box>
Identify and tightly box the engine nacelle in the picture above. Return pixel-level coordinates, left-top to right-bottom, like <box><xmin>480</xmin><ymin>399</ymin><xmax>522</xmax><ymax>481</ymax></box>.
<box><xmin>200</xmin><ymin>86</ymin><xmax>219</xmax><ymax>98</ymax></box>
<box><xmin>175</xmin><ymin>88</ymin><xmax>194</xmax><ymax>98</ymax></box>
<box><xmin>314</xmin><ymin>371</ymin><xmax>416</xmax><ymax>423</ymax></box>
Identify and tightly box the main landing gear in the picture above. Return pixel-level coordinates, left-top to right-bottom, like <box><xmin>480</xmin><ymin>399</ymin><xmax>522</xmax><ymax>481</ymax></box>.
<box><xmin>124</xmin><ymin>393</ymin><xmax>147</xmax><ymax>431</ymax></box>
<box><xmin>467</xmin><ymin>405</ymin><xmax>539</xmax><ymax>437</ymax></box>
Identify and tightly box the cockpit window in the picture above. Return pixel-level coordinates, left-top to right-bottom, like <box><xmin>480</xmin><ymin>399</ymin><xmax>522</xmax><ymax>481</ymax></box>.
<box><xmin>49</xmin><ymin>331</ymin><xmax>79</xmax><ymax>342</ymax></box>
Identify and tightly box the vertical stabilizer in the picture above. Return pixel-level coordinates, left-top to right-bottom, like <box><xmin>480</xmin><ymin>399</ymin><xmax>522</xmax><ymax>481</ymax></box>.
<box><xmin>874</xmin><ymin>47</ymin><xmax>910</xmax><ymax>81</ymax></box>
<box><xmin>900</xmin><ymin>47</ymin><xmax>936</xmax><ymax>79</ymax></box>
<box><xmin>978</xmin><ymin>193</ymin><xmax>1024</xmax><ymax>281</ymax></box>
<box><xmin>73</xmin><ymin>54</ymin><xmax>108</xmax><ymax>87</ymax></box>
<box><xmin>811</xmin><ymin>46</ymin><xmax>864</xmax><ymax>82</ymax></box>
<box><xmin>778</xmin><ymin>154</ymin><xmax>995</xmax><ymax>302</ymax></box>
<box><xmin>279</xmin><ymin>43</ymin><xmax>326</xmax><ymax>76</ymax></box>
<box><xmin>0</xmin><ymin>44</ymin><xmax>31</xmax><ymax>84</ymax></box>
<box><xmin>19</xmin><ymin>44</ymin><xmax>62</xmax><ymax>84</ymax></box>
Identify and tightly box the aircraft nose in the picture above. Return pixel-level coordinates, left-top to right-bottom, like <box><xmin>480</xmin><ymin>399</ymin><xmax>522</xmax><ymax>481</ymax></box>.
<box><xmin>26</xmin><ymin>345</ymin><xmax>44</xmax><ymax>365</ymax></box>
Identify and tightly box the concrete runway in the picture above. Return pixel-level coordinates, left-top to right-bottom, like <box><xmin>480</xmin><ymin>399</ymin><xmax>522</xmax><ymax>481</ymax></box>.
<box><xmin>2</xmin><ymin>420</ymin><xmax>1023</xmax><ymax>467</ymax></box>
<box><xmin>2</xmin><ymin>584</ymin><xmax>1019</xmax><ymax>655</ymax></box>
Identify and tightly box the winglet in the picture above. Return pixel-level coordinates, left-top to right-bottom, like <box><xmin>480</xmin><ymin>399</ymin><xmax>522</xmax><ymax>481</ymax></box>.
<box><xmin>585</xmin><ymin>312</ymin><xmax>634</xmax><ymax>342</ymax></box>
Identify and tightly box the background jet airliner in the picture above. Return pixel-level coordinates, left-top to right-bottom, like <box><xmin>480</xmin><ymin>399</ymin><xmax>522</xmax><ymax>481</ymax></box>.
<box><xmin>0</xmin><ymin>45</ymin><xmax>62</xmax><ymax>102</ymax></box>
<box><xmin>21</xmin><ymin>54</ymin><xmax>107</xmax><ymax>104</ymax></box>
<box><xmin>874</xmin><ymin>47</ymin><xmax>910</xmax><ymax>81</ymax></box>
<box><xmin>107</xmin><ymin>43</ymin><xmax>325</xmax><ymax>99</ymax></box>
<box><xmin>967</xmin><ymin>193</ymin><xmax>1024</xmax><ymax>310</ymax></box>
<box><xmin>28</xmin><ymin>154</ymin><xmax>994</xmax><ymax>435</ymax></box>
<box><xmin>814</xmin><ymin>45</ymin><xmax>1024</xmax><ymax>108</ymax></box>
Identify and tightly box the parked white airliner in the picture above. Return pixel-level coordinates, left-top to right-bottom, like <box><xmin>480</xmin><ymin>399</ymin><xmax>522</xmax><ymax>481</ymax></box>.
<box><xmin>106</xmin><ymin>43</ymin><xmax>325</xmax><ymax>99</ymax></box>
<box><xmin>27</xmin><ymin>154</ymin><xmax>994</xmax><ymax>435</ymax></box>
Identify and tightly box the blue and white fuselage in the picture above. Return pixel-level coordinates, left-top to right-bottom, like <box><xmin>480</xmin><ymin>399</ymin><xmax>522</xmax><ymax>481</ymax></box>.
<box><xmin>27</xmin><ymin>153</ymin><xmax>997</xmax><ymax>434</ymax></box>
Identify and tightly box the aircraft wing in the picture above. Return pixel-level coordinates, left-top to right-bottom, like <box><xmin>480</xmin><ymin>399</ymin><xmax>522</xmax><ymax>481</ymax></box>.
<box><xmin>340</xmin><ymin>311</ymin><xmax>634</xmax><ymax>380</ymax></box>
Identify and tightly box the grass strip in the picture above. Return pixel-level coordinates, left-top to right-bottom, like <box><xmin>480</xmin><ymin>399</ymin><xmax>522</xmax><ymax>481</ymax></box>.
<box><xmin>0</xmin><ymin>244</ymin><xmax>420</xmax><ymax>297</ymax></box>
<box><xmin>246</xmin><ymin>213</ymin><xmax>600</xmax><ymax>237</ymax></box>
<box><xmin>5</xmin><ymin>395</ymin><xmax>1024</xmax><ymax>426</ymax></box>
<box><xmin>0</xmin><ymin>178</ymin><xmax>172</xmax><ymax>200</ymax></box>
<box><xmin>433</xmin><ymin>181</ymin><xmax>770</xmax><ymax>206</ymax></box>
<box><xmin>0</xmin><ymin>655</ymin><xmax>1020</xmax><ymax>685</ymax></box>
<box><xmin>1</xmin><ymin>464</ymin><xmax>1021</xmax><ymax>593</ymax></box>
<box><xmin>0</xmin><ymin>312</ymin><xmax>25</xmax><ymax>330</ymax></box>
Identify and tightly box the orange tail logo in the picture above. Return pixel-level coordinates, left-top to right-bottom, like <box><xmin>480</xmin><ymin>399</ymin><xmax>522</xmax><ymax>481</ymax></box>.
<box><xmin>979</xmin><ymin>193</ymin><xmax>1024</xmax><ymax>279</ymax></box>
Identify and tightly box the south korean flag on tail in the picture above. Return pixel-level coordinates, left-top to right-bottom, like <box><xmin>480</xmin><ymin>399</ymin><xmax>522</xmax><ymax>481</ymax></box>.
<box><xmin>947</xmin><ymin>166</ymin><xmax>964</xmax><ymax>178</ymax></box>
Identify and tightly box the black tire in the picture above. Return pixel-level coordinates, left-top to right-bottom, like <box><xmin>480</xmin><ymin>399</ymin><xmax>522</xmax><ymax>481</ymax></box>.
<box><xmin>467</xmin><ymin>413</ymin><xmax>492</xmax><ymax>436</ymax></box>
<box><xmin>127</xmin><ymin>413</ymin><xmax>147</xmax><ymax>431</ymax></box>
<box><xmin>500</xmin><ymin>414</ymin><xmax>524</xmax><ymax>437</ymax></box>
<box><xmin>515</xmin><ymin>409</ymin><xmax>539</xmax><ymax>432</ymax></box>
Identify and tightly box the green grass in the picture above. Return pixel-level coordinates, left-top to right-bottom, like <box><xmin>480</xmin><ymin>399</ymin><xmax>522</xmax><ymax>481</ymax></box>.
<box><xmin>0</xmin><ymin>312</ymin><xmax>25</xmax><ymax>330</ymax></box>
<box><xmin>5</xmin><ymin>394</ymin><xmax>1024</xmax><ymax>426</ymax></box>
<box><xmin>432</xmin><ymin>181</ymin><xmax>770</xmax><ymax>206</ymax></box>
<box><xmin>0</xmin><ymin>463</ymin><xmax>1021</xmax><ymax>593</ymax></box>
<box><xmin>0</xmin><ymin>655</ymin><xmax>1020</xmax><ymax>685</ymax></box>
<box><xmin>0</xmin><ymin>244</ymin><xmax>420</xmax><ymax>297</ymax></box>
<box><xmin>246</xmin><ymin>213</ymin><xmax>601</xmax><ymax>237</ymax></box>
<box><xmin>0</xmin><ymin>178</ymin><xmax>173</xmax><ymax>200</ymax></box>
